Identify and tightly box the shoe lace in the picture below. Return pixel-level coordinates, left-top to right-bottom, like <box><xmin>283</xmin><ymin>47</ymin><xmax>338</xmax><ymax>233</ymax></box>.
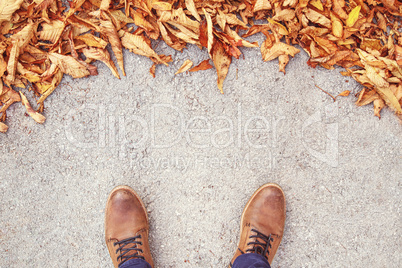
<box><xmin>114</xmin><ymin>235</ymin><xmax>144</xmax><ymax>265</ymax></box>
<box><xmin>246</xmin><ymin>229</ymin><xmax>274</xmax><ymax>259</ymax></box>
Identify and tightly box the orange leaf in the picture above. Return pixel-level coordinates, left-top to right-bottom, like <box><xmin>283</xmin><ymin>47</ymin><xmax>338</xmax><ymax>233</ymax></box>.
<box><xmin>189</xmin><ymin>59</ymin><xmax>214</xmax><ymax>72</ymax></box>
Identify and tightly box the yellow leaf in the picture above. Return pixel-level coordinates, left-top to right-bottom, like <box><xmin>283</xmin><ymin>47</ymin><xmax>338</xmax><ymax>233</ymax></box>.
<box><xmin>267</xmin><ymin>19</ymin><xmax>289</xmax><ymax>35</ymax></box>
<box><xmin>19</xmin><ymin>91</ymin><xmax>46</xmax><ymax>124</ymax></box>
<box><xmin>346</xmin><ymin>6</ymin><xmax>361</xmax><ymax>27</ymax></box>
<box><xmin>310</xmin><ymin>0</ymin><xmax>323</xmax><ymax>11</ymax></box>
<box><xmin>175</xmin><ymin>60</ymin><xmax>193</xmax><ymax>75</ymax></box>
<box><xmin>0</xmin><ymin>0</ymin><xmax>23</xmax><ymax>24</ymax></box>
<box><xmin>48</xmin><ymin>53</ymin><xmax>90</xmax><ymax>78</ymax></box>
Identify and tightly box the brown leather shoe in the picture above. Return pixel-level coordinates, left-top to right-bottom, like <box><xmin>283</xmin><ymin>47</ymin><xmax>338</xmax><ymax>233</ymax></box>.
<box><xmin>229</xmin><ymin>183</ymin><xmax>286</xmax><ymax>267</ymax></box>
<box><xmin>105</xmin><ymin>186</ymin><xmax>154</xmax><ymax>268</ymax></box>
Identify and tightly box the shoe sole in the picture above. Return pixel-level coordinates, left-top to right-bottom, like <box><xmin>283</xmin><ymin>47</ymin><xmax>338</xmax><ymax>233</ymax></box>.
<box><xmin>104</xmin><ymin>185</ymin><xmax>149</xmax><ymax>241</ymax></box>
<box><xmin>237</xmin><ymin>183</ymin><xmax>286</xmax><ymax>263</ymax></box>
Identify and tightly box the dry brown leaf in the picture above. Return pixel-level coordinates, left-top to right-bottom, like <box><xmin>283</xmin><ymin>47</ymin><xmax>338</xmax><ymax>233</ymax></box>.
<box><xmin>356</xmin><ymin>88</ymin><xmax>380</xmax><ymax>106</ymax></box>
<box><xmin>253</xmin><ymin>0</ymin><xmax>272</xmax><ymax>13</ymax></box>
<box><xmin>100</xmin><ymin>19</ymin><xmax>126</xmax><ymax>76</ymax></box>
<box><xmin>152</xmin><ymin>2</ymin><xmax>172</xmax><ymax>11</ymax></box>
<box><xmin>37</xmin><ymin>69</ymin><xmax>63</xmax><ymax>104</ymax></box>
<box><xmin>0</xmin><ymin>121</ymin><xmax>8</xmax><ymax>133</ymax></box>
<box><xmin>0</xmin><ymin>0</ymin><xmax>24</xmax><ymax>24</ymax></box>
<box><xmin>100</xmin><ymin>0</ymin><xmax>111</xmax><ymax>11</ymax></box>
<box><xmin>65</xmin><ymin>0</ymin><xmax>86</xmax><ymax>18</ymax></box>
<box><xmin>17</xmin><ymin>62</ymin><xmax>41</xmax><ymax>83</ymax></box>
<box><xmin>211</xmin><ymin>41</ymin><xmax>231</xmax><ymax>94</ymax></box>
<box><xmin>273</xmin><ymin>9</ymin><xmax>295</xmax><ymax>22</ymax></box>
<box><xmin>120</xmin><ymin>30</ymin><xmax>169</xmax><ymax>66</ymax></box>
<box><xmin>38</xmin><ymin>20</ymin><xmax>65</xmax><ymax>43</ymax></box>
<box><xmin>185</xmin><ymin>0</ymin><xmax>201</xmax><ymax>21</ymax></box>
<box><xmin>130</xmin><ymin>9</ymin><xmax>159</xmax><ymax>39</ymax></box>
<box><xmin>360</xmin><ymin>64</ymin><xmax>401</xmax><ymax>114</ymax></box>
<box><xmin>19</xmin><ymin>91</ymin><xmax>46</xmax><ymax>124</ymax></box>
<box><xmin>12</xmin><ymin>23</ymin><xmax>35</xmax><ymax>52</ymax></box>
<box><xmin>373</xmin><ymin>98</ymin><xmax>385</xmax><ymax>118</ymax></box>
<box><xmin>49</xmin><ymin>53</ymin><xmax>90</xmax><ymax>78</ymax></box>
<box><xmin>5</xmin><ymin>40</ymin><xmax>19</xmax><ymax>84</ymax></box>
<box><xmin>203</xmin><ymin>8</ymin><xmax>214</xmax><ymax>56</ymax></box>
<box><xmin>262</xmin><ymin>42</ymin><xmax>300</xmax><ymax>62</ymax></box>
<box><xmin>0</xmin><ymin>86</ymin><xmax>21</xmax><ymax>115</ymax></box>
<box><xmin>278</xmin><ymin>54</ymin><xmax>290</xmax><ymax>74</ymax></box>
<box><xmin>175</xmin><ymin>59</ymin><xmax>193</xmax><ymax>75</ymax></box>
<box><xmin>305</xmin><ymin>9</ymin><xmax>331</xmax><ymax>28</ymax></box>
<box><xmin>83</xmin><ymin>47</ymin><xmax>120</xmax><ymax>79</ymax></box>
<box><xmin>110</xmin><ymin>10</ymin><xmax>135</xmax><ymax>24</ymax></box>
<box><xmin>0</xmin><ymin>56</ymin><xmax>6</xmax><ymax>78</ymax></box>
<box><xmin>75</xmin><ymin>34</ymin><xmax>108</xmax><ymax>49</ymax></box>
<box><xmin>330</xmin><ymin>13</ymin><xmax>343</xmax><ymax>38</ymax></box>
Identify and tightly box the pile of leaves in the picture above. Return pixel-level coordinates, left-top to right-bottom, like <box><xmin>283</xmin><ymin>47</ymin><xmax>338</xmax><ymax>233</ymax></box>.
<box><xmin>1</xmin><ymin>0</ymin><xmax>401</xmax><ymax>133</ymax></box>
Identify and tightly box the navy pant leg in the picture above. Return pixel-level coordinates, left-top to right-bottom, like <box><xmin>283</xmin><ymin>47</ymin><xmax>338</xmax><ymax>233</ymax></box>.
<box><xmin>232</xmin><ymin>253</ymin><xmax>271</xmax><ymax>268</ymax></box>
<box><xmin>119</xmin><ymin>259</ymin><xmax>152</xmax><ymax>268</ymax></box>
